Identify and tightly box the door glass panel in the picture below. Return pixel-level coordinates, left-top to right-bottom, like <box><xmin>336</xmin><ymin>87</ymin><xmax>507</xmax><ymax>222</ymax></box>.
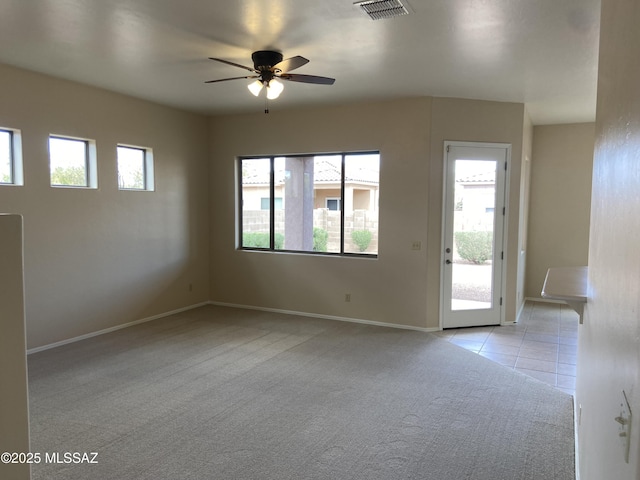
<box><xmin>451</xmin><ymin>159</ymin><xmax>496</xmax><ymax>311</ymax></box>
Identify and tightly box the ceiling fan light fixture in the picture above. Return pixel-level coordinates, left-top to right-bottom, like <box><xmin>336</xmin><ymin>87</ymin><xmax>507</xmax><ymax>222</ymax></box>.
<box><xmin>207</xmin><ymin>51</ymin><xmax>334</xmax><ymax>107</ymax></box>
<box><xmin>266</xmin><ymin>78</ymin><xmax>284</xmax><ymax>99</ymax></box>
<box><xmin>248</xmin><ymin>79</ymin><xmax>264</xmax><ymax>96</ymax></box>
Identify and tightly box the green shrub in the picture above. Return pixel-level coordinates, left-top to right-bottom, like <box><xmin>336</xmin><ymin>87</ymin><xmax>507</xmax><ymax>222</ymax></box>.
<box><xmin>351</xmin><ymin>229</ymin><xmax>373</xmax><ymax>252</ymax></box>
<box><xmin>274</xmin><ymin>233</ymin><xmax>284</xmax><ymax>249</ymax></box>
<box><xmin>313</xmin><ymin>228</ymin><xmax>328</xmax><ymax>252</ymax></box>
<box><xmin>243</xmin><ymin>232</ymin><xmax>284</xmax><ymax>249</ymax></box>
<box><xmin>50</xmin><ymin>166</ymin><xmax>87</xmax><ymax>186</ymax></box>
<box><xmin>454</xmin><ymin>231</ymin><xmax>493</xmax><ymax>264</ymax></box>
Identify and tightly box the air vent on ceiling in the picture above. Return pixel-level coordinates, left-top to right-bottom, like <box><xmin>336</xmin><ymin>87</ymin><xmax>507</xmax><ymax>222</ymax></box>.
<box><xmin>354</xmin><ymin>0</ymin><xmax>411</xmax><ymax>20</ymax></box>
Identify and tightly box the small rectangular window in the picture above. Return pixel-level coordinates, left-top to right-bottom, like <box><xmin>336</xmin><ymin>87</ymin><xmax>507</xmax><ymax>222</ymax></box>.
<box><xmin>0</xmin><ymin>128</ymin><xmax>23</xmax><ymax>186</ymax></box>
<box><xmin>117</xmin><ymin>145</ymin><xmax>154</xmax><ymax>191</ymax></box>
<box><xmin>240</xmin><ymin>152</ymin><xmax>380</xmax><ymax>256</ymax></box>
<box><xmin>326</xmin><ymin>198</ymin><xmax>341</xmax><ymax>211</ymax></box>
<box><xmin>261</xmin><ymin>197</ymin><xmax>282</xmax><ymax>210</ymax></box>
<box><xmin>49</xmin><ymin>135</ymin><xmax>97</xmax><ymax>188</ymax></box>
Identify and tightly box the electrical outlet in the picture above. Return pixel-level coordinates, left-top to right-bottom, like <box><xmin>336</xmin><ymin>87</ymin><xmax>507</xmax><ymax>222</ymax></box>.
<box><xmin>615</xmin><ymin>390</ymin><xmax>632</xmax><ymax>463</ymax></box>
<box><xmin>345</xmin><ymin>293</ymin><xmax>351</xmax><ymax>302</ymax></box>
<box><xmin>411</xmin><ymin>241</ymin><xmax>422</xmax><ymax>251</ymax></box>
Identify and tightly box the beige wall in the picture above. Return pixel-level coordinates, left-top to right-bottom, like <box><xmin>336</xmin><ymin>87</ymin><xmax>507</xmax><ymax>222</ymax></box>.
<box><xmin>0</xmin><ymin>64</ymin><xmax>211</xmax><ymax>349</ymax></box>
<box><xmin>210</xmin><ymin>98</ymin><xmax>433</xmax><ymax>328</ymax></box>
<box><xmin>0</xmin><ymin>64</ymin><xmax>532</xmax><ymax>346</ymax></box>
<box><xmin>526</xmin><ymin>123</ymin><xmax>594</xmax><ymax>298</ymax></box>
<box><xmin>210</xmin><ymin>97</ymin><xmax>528</xmax><ymax>329</ymax></box>
<box><xmin>576</xmin><ymin>0</ymin><xmax>640</xmax><ymax>478</ymax></box>
<box><xmin>0</xmin><ymin>215</ymin><xmax>30</xmax><ymax>480</ymax></box>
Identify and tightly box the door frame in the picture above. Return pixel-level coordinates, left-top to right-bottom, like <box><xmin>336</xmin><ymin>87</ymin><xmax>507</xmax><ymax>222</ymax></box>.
<box><xmin>439</xmin><ymin>141</ymin><xmax>511</xmax><ymax>329</ymax></box>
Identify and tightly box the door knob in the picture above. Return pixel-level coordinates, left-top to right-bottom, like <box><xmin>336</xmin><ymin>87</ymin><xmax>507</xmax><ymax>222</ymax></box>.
<box><xmin>445</xmin><ymin>247</ymin><xmax>451</xmax><ymax>253</ymax></box>
<box><xmin>445</xmin><ymin>259</ymin><xmax>452</xmax><ymax>264</ymax></box>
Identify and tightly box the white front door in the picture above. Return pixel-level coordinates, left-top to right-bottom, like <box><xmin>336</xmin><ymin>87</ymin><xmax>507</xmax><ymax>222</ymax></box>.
<box><xmin>441</xmin><ymin>142</ymin><xmax>509</xmax><ymax>329</ymax></box>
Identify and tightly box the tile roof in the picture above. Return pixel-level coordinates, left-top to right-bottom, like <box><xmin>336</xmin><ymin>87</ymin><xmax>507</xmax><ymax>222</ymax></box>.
<box><xmin>456</xmin><ymin>171</ymin><xmax>495</xmax><ymax>184</ymax></box>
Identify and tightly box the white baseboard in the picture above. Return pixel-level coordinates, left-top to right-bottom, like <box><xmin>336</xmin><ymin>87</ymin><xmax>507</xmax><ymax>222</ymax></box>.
<box><xmin>27</xmin><ymin>301</ymin><xmax>437</xmax><ymax>355</ymax></box>
<box><xmin>27</xmin><ymin>302</ymin><xmax>210</xmax><ymax>355</ymax></box>
<box><xmin>209</xmin><ymin>301</ymin><xmax>439</xmax><ymax>333</ymax></box>
<box><xmin>29</xmin><ymin>299</ymin><xmax>568</xmax><ymax>355</ymax></box>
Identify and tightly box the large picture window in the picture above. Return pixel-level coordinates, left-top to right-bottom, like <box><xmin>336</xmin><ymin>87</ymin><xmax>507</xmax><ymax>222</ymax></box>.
<box><xmin>240</xmin><ymin>152</ymin><xmax>380</xmax><ymax>256</ymax></box>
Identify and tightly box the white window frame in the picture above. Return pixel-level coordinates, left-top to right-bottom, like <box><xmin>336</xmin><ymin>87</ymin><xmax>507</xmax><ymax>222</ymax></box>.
<box><xmin>0</xmin><ymin>127</ymin><xmax>24</xmax><ymax>186</ymax></box>
<box><xmin>48</xmin><ymin>135</ymin><xmax>98</xmax><ymax>189</ymax></box>
<box><xmin>117</xmin><ymin>144</ymin><xmax>154</xmax><ymax>191</ymax></box>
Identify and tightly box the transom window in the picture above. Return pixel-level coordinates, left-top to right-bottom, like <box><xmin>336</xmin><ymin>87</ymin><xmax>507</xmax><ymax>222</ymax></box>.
<box><xmin>240</xmin><ymin>152</ymin><xmax>380</xmax><ymax>256</ymax></box>
<box><xmin>49</xmin><ymin>135</ymin><xmax>97</xmax><ymax>188</ymax></box>
<box><xmin>0</xmin><ymin>128</ymin><xmax>23</xmax><ymax>186</ymax></box>
<box><xmin>117</xmin><ymin>145</ymin><xmax>154</xmax><ymax>191</ymax></box>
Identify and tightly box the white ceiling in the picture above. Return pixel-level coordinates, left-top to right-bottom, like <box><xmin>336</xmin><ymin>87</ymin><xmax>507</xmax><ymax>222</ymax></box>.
<box><xmin>0</xmin><ymin>0</ymin><xmax>600</xmax><ymax>125</ymax></box>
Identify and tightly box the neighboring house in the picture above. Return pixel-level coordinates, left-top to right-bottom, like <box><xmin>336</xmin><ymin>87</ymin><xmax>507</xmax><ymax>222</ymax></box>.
<box><xmin>241</xmin><ymin>155</ymin><xmax>379</xmax><ymax>214</ymax></box>
<box><xmin>455</xmin><ymin>169</ymin><xmax>496</xmax><ymax>232</ymax></box>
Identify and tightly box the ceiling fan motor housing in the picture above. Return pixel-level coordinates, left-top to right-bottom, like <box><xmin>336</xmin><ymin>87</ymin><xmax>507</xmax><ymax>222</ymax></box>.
<box><xmin>252</xmin><ymin>51</ymin><xmax>284</xmax><ymax>72</ymax></box>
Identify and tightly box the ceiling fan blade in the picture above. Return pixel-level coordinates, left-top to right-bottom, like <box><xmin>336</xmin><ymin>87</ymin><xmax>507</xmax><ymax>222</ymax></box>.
<box><xmin>273</xmin><ymin>55</ymin><xmax>309</xmax><ymax>73</ymax></box>
<box><xmin>208</xmin><ymin>57</ymin><xmax>257</xmax><ymax>73</ymax></box>
<box><xmin>279</xmin><ymin>73</ymin><xmax>336</xmax><ymax>85</ymax></box>
<box><xmin>205</xmin><ymin>75</ymin><xmax>259</xmax><ymax>84</ymax></box>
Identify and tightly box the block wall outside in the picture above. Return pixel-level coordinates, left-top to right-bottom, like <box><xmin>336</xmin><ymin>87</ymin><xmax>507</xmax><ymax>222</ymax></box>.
<box><xmin>242</xmin><ymin>209</ymin><xmax>379</xmax><ymax>253</ymax></box>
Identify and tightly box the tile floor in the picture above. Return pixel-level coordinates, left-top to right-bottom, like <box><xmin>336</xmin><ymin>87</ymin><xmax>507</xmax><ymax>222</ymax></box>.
<box><xmin>435</xmin><ymin>301</ymin><xmax>578</xmax><ymax>396</ymax></box>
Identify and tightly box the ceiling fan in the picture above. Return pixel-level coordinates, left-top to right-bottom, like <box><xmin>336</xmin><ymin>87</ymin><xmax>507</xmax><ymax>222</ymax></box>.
<box><xmin>205</xmin><ymin>50</ymin><xmax>336</xmax><ymax>101</ymax></box>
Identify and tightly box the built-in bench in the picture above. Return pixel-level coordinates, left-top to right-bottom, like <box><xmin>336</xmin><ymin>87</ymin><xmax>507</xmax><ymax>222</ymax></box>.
<box><xmin>542</xmin><ymin>266</ymin><xmax>588</xmax><ymax>324</ymax></box>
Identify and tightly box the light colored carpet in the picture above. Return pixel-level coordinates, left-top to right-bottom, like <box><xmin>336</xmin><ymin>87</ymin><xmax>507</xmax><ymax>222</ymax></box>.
<box><xmin>28</xmin><ymin>305</ymin><xmax>575</xmax><ymax>479</ymax></box>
